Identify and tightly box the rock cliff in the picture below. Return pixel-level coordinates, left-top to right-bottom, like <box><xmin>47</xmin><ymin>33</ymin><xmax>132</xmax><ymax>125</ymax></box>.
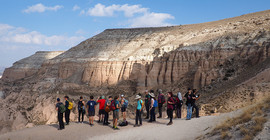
<box><xmin>2</xmin><ymin>51</ymin><xmax>64</xmax><ymax>81</ymax></box>
<box><xmin>1</xmin><ymin>10</ymin><xmax>270</xmax><ymax>134</ymax></box>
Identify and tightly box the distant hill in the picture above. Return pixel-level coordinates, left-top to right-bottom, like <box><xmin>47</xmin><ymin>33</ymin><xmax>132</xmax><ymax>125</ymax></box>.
<box><xmin>0</xmin><ymin>66</ymin><xmax>6</xmax><ymax>78</ymax></box>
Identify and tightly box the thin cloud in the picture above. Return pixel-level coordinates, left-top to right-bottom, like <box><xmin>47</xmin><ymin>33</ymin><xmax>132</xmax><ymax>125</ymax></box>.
<box><xmin>85</xmin><ymin>3</ymin><xmax>148</xmax><ymax>17</ymax></box>
<box><xmin>23</xmin><ymin>3</ymin><xmax>63</xmax><ymax>13</ymax></box>
<box><xmin>72</xmin><ymin>5</ymin><xmax>80</xmax><ymax>11</ymax></box>
<box><xmin>130</xmin><ymin>12</ymin><xmax>175</xmax><ymax>27</ymax></box>
<box><xmin>82</xmin><ymin>3</ymin><xmax>174</xmax><ymax>27</ymax></box>
<box><xmin>0</xmin><ymin>23</ymin><xmax>85</xmax><ymax>47</ymax></box>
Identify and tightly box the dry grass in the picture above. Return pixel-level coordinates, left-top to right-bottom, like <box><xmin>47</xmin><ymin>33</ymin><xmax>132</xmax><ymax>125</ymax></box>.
<box><xmin>209</xmin><ymin>96</ymin><xmax>270</xmax><ymax>140</ymax></box>
<box><xmin>242</xmin><ymin>135</ymin><xmax>253</xmax><ymax>140</ymax></box>
<box><xmin>221</xmin><ymin>131</ymin><xmax>230</xmax><ymax>139</ymax></box>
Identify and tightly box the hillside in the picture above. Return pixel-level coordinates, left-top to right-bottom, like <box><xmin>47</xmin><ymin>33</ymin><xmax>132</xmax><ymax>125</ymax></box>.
<box><xmin>0</xmin><ymin>10</ymin><xmax>270</xmax><ymax>135</ymax></box>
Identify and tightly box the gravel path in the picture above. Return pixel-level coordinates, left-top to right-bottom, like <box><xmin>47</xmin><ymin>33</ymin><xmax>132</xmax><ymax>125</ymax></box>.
<box><xmin>0</xmin><ymin>112</ymin><xmax>239</xmax><ymax>140</ymax></box>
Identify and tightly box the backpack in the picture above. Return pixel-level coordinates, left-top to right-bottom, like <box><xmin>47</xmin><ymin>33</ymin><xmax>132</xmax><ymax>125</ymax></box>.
<box><xmin>105</xmin><ymin>106</ymin><xmax>110</xmax><ymax>112</ymax></box>
<box><xmin>78</xmin><ymin>101</ymin><xmax>83</xmax><ymax>110</ymax></box>
<box><xmin>68</xmin><ymin>101</ymin><xmax>73</xmax><ymax>110</ymax></box>
<box><xmin>110</xmin><ymin>100</ymin><xmax>116</xmax><ymax>111</ymax></box>
<box><xmin>140</xmin><ymin>100</ymin><xmax>144</xmax><ymax>107</ymax></box>
<box><xmin>119</xmin><ymin>121</ymin><xmax>128</xmax><ymax>127</ymax></box>
<box><xmin>153</xmin><ymin>100</ymin><xmax>158</xmax><ymax>107</ymax></box>
<box><xmin>158</xmin><ymin>94</ymin><xmax>166</xmax><ymax>104</ymax></box>
<box><xmin>59</xmin><ymin>103</ymin><xmax>66</xmax><ymax>113</ymax></box>
<box><xmin>123</xmin><ymin>99</ymin><xmax>128</xmax><ymax>108</ymax></box>
<box><xmin>170</xmin><ymin>97</ymin><xmax>176</xmax><ymax>110</ymax></box>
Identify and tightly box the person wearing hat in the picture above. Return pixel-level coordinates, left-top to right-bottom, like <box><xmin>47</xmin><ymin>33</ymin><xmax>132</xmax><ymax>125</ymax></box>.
<box><xmin>56</xmin><ymin>98</ymin><xmax>65</xmax><ymax>130</ymax></box>
<box><xmin>149</xmin><ymin>92</ymin><xmax>157</xmax><ymax>122</ymax></box>
<box><xmin>120</xmin><ymin>94</ymin><xmax>128</xmax><ymax>123</ymax></box>
<box><xmin>97</xmin><ymin>96</ymin><xmax>106</xmax><ymax>123</ymax></box>
<box><xmin>134</xmin><ymin>94</ymin><xmax>144</xmax><ymax>127</ymax></box>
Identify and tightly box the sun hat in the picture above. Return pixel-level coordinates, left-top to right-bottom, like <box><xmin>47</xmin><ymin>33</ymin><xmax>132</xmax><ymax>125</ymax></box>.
<box><xmin>149</xmin><ymin>93</ymin><xmax>155</xmax><ymax>97</ymax></box>
<box><xmin>101</xmin><ymin>95</ymin><xmax>105</xmax><ymax>99</ymax></box>
<box><xmin>121</xmin><ymin>94</ymin><xmax>124</xmax><ymax>97</ymax></box>
<box><xmin>135</xmin><ymin>95</ymin><xmax>141</xmax><ymax>99</ymax></box>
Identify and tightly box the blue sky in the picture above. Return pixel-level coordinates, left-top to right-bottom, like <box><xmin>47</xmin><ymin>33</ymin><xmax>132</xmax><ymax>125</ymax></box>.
<box><xmin>0</xmin><ymin>0</ymin><xmax>269</xmax><ymax>67</ymax></box>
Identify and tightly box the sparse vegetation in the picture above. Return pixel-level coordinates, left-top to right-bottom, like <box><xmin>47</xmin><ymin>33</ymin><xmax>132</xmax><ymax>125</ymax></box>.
<box><xmin>202</xmin><ymin>96</ymin><xmax>270</xmax><ymax>140</ymax></box>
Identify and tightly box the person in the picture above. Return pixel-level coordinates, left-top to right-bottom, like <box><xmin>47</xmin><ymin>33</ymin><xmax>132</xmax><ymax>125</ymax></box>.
<box><xmin>120</xmin><ymin>94</ymin><xmax>128</xmax><ymax>123</ymax></box>
<box><xmin>149</xmin><ymin>92</ymin><xmax>156</xmax><ymax>122</ymax></box>
<box><xmin>97</xmin><ymin>96</ymin><xmax>106</xmax><ymax>123</ymax></box>
<box><xmin>134</xmin><ymin>94</ymin><xmax>143</xmax><ymax>127</ymax></box>
<box><xmin>192</xmin><ymin>89</ymin><xmax>200</xmax><ymax>118</ymax></box>
<box><xmin>56</xmin><ymin>98</ymin><xmax>65</xmax><ymax>130</ymax></box>
<box><xmin>87</xmin><ymin>96</ymin><xmax>96</xmax><ymax>126</ymax></box>
<box><xmin>144</xmin><ymin>90</ymin><xmax>151</xmax><ymax>119</ymax></box>
<box><xmin>167</xmin><ymin>92</ymin><xmax>175</xmax><ymax>125</ymax></box>
<box><xmin>103</xmin><ymin>96</ymin><xmax>112</xmax><ymax>125</ymax></box>
<box><xmin>112</xmin><ymin>96</ymin><xmax>120</xmax><ymax>130</ymax></box>
<box><xmin>176</xmin><ymin>92</ymin><xmax>183</xmax><ymax>118</ymax></box>
<box><xmin>184</xmin><ymin>88</ymin><xmax>196</xmax><ymax>120</ymax></box>
<box><xmin>78</xmin><ymin>96</ymin><xmax>85</xmax><ymax>123</ymax></box>
<box><xmin>157</xmin><ymin>89</ymin><xmax>165</xmax><ymax>118</ymax></box>
<box><xmin>64</xmin><ymin>96</ymin><xmax>70</xmax><ymax>125</ymax></box>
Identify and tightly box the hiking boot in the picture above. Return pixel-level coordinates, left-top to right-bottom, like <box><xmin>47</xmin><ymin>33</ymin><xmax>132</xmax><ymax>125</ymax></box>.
<box><xmin>66</xmin><ymin>123</ymin><xmax>69</xmax><ymax>125</ymax></box>
<box><xmin>114</xmin><ymin>127</ymin><xmax>120</xmax><ymax>130</ymax></box>
<box><xmin>157</xmin><ymin>116</ymin><xmax>161</xmax><ymax>118</ymax></box>
<box><xmin>134</xmin><ymin>124</ymin><xmax>138</xmax><ymax>127</ymax></box>
<box><xmin>167</xmin><ymin>122</ymin><xmax>173</xmax><ymax>125</ymax></box>
<box><xmin>148</xmin><ymin>120</ymin><xmax>152</xmax><ymax>123</ymax></box>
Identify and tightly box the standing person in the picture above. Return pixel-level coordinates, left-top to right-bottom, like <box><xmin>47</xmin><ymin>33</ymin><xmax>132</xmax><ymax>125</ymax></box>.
<box><xmin>64</xmin><ymin>96</ymin><xmax>70</xmax><ymax>125</ymax></box>
<box><xmin>144</xmin><ymin>90</ymin><xmax>151</xmax><ymax>119</ymax></box>
<box><xmin>120</xmin><ymin>94</ymin><xmax>128</xmax><ymax>123</ymax></box>
<box><xmin>97</xmin><ymin>96</ymin><xmax>106</xmax><ymax>123</ymax></box>
<box><xmin>167</xmin><ymin>92</ymin><xmax>175</xmax><ymax>125</ymax></box>
<box><xmin>56</xmin><ymin>98</ymin><xmax>65</xmax><ymax>130</ymax></box>
<box><xmin>184</xmin><ymin>88</ymin><xmax>196</xmax><ymax>120</ymax></box>
<box><xmin>112</xmin><ymin>96</ymin><xmax>120</xmax><ymax>130</ymax></box>
<box><xmin>87</xmin><ymin>96</ymin><xmax>96</xmax><ymax>126</ymax></box>
<box><xmin>78</xmin><ymin>96</ymin><xmax>85</xmax><ymax>123</ymax></box>
<box><xmin>134</xmin><ymin>94</ymin><xmax>143</xmax><ymax>127</ymax></box>
<box><xmin>149</xmin><ymin>93</ymin><xmax>157</xmax><ymax>122</ymax></box>
<box><xmin>157</xmin><ymin>89</ymin><xmax>166</xmax><ymax>118</ymax></box>
<box><xmin>176</xmin><ymin>92</ymin><xmax>183</xmax><ymax>118</ymax></box>
<box><xmin>103</xmin><ymin>96</ymin><xmax>112</xmax><ymax>125</ymax></box>
<box><xmin>192</xmin><ymin>89</ymin><xmax>200</xmax><ymax>118</ymax></box>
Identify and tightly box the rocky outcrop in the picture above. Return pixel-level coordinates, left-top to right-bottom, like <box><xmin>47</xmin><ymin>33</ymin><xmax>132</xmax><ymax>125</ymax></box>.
<box><xmin>2</xmin><ymin>51</ymin><xmax>64</xmax><ymax>81</ymax></box>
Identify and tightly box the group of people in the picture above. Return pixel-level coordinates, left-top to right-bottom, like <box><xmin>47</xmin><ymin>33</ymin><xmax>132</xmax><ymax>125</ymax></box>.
<box><xmin>55</xmin><ymin>88</ymin><xmax>200</xmax><ymax>130</ymax></box>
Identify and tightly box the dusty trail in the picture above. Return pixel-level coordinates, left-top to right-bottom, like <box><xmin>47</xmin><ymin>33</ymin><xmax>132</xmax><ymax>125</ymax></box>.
<box><xmin>0</xmin><ymin>111</ymin><xmax>241</xmax><ymax>140</ymax></box>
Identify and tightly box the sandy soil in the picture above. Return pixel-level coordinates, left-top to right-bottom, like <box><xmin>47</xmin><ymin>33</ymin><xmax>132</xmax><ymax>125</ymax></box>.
<box><xmin>0</xmin><ymin>111</ymin><xmax>241</xmax><ymax>140</ymax></box>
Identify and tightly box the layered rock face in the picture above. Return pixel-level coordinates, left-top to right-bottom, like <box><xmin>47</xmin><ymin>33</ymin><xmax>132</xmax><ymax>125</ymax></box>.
<box><xmin>2</xmin><ymin>51</ymin><xmax>64</xmax><ymax>81</ymax></box>
<box><xmin>1</xmin><ymin>10</ymin><xmax>270</xmax><ymax>134</ymax></box>
<box><xmin>32</xmin><ymin>10</ymin><xmax>270</xmax><ymax>92</ymax></box>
